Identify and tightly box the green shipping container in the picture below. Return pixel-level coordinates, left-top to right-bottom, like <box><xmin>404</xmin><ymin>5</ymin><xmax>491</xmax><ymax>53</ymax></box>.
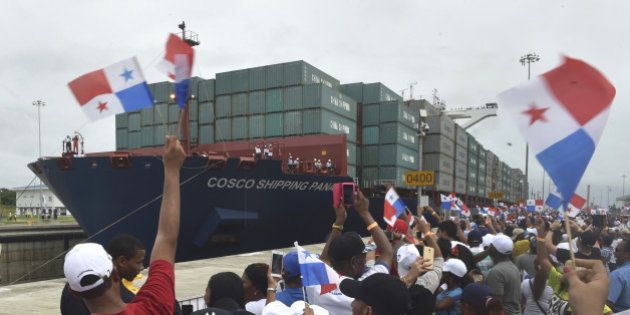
<box><xmin>302</xmin><ymin>109</ymin><xmax>356</xmax><ymax>141</ymax></box>
<box><xmin>265</xmin><ymin>63</ymin><xmax>284</xmax><ymax>89</ymax></box>
<box><xmin>347</xmin><ymin>142</ymin><xmax>357</xmax><ymax>165</ymax></box>
<box><xmin>215</xmin><ymin>119</ymin><xmax>231</xmax><ymax>141</ymax></box>
<box><xmin>283</xmin><ymin>86</ymin><xmax>303</xmax><ymax>110</ymax></box>
<box><xmin>379</xmin><ymin>166</ymin><xmax>414</xmax><ymax>187</ymax></box>
<box><xmin>283</xmin><ymin>60</ymin><xmax>340</xmax><ymax>89</ymax></box>
<box><xmin>341</xmin><ymin>83</ymin><xmax>364</xmax><ymax>103</ymax></box>
<box><xmin>362</xmin><ymin>167</ymin><xmax>379</xmax><ymax>185</ymax></box>
<box><xmin>198</xmin><ymin>101</ymin><xmax>214</xmax><ymax>124</ymax></box>
<box><xmin>215</xmin><ymin>72</ymin><xmax>232</xmax><ymax>95</ymax></box>
<box><xmin>231</xmin><ymin>116</ymin><xmax>248</xmax><ymax>140</ymax></box>
<box><xmin>248</xmin><ymin>91</ymin><xmax>265</xmax><ymax>114</ymax></box>
<box><xmin>379</xmin><ymin>101</ymin><xmax>418</xmax><ymax>129</ymax></box>
<box><xmin>116</xmin><ymin>129</ymin><xmax>128</xmax><ymax>149</ymax></box>
<box><xmin>348</xmin><ymin>165</ymin><xmax>356</xmax><ymax>178</ymax></box>
<box><xmin>265</xmin><ymin>113</ymin><xmax>283</xmax><ymax>137</ymax></box>
<box><xmin>116</xmin><ymin>113</ymin><xmax>128</xmax><ymax>129</ymax></box>
<box><xmin>362</xmin><ymin>82</ymin><xmax>402</xmax><ymax>104</ymax></box>
<box><xmin>231</xmin><ymin>93</ymin><xmax>248</xmax><ymax>116</ymax></box>
<box><xmin>154</xmin><ymin>125</ymin><xmax>166</xmax><ymax>146</ymax></box>
<box><xmin>168</xmin><ymin>104</ymin><xmax>180</xmax><ymax>123</ymax></box>
<box><xmin>154</xmin><ymin>103</ymin><xmax>167</xmax><ymax>124</ymax></box>
<box><xmin>128</xmin><ymin>113</ymin><xmax>141</xmax><ymax>131</ymax></box>
<box><xmin>141</xmin><ymin>127</ymin><xmax>154</xmax><ymax>147</ymax></box>
<box><xmin>283</xmin><ymin>111</ymin><xmax>302</xmax><ymax>136</ymax></box>
<box><xmin>188</xmin><ymin>100</ymin><xmax>198</xmax><ymax>121</ymax></box>
<box><xmin>128</xmin><ymin>131</ymin><xmax>141</xmax><ymax>149</ymax></box>
<box><xmin>231</xmin><ymin>69</ymin><xmax>249</xmax><ymax>93</ymax></box>
<box><xmin>361</xmin><ymin>145</ymin><xmax>379</xmax><ymax>166</ymax></box>
<box><xmin>197</xmin><ymin>79</ymin><xmax>215</xmax><ymax>102</ymax></box>
<box><xmin>249</xmin><ymin>66</ymin><xmax>266</xmax><ymax>91</ymax></box>
<box><xmin>379</xmin><ymin>122</ymin><xmax>417</xmax><ymax>149</ymax></box>
<box><xmin>265</xmin><ymin>89</ymin><xmax>283</xmax><ymax>113</ymax></box>
<box><xmin>248</xmin><ymin>115</ymin><xmax>265</xmax><ymax>138</ymax></box>
<box><xmin>190</xmin><ymin>122</ymin><xmax>198</xmax><ymax>144</ymax></box>
<box><xmin>362</xmin><ymin>104</ymin><xmax>380</xmax><ymax>126</ymax></box>
<box><xmin>378</xmin><ymin>144</ymin><xmax>418</xmax><ymax>169</ymax></box>
<box><xmin>216</xmin><ymin>95</ymin><xmax>231</xmax><ymax>118</ymax></box>
<box><xmin>152</xmin><ymin>82</ymin><xmax>173</xmax><ymax>103</ymax></box>
<box><xmin>302</xmin><ymin>84</ymin><xmax>357</xmax><ymax>120</ymax></box>
<box><xmin>199</xmin><ymin>124</ymin><xmax>214</xmax><ymax>144</ymax></box>
<box><xmin>362</xmin><ymin>126</ymin><xmax>379</xmax><ymax>145</ymax></box>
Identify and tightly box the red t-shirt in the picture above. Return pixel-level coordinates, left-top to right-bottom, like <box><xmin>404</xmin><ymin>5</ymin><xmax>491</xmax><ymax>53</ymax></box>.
<box><xmin>114</xmin><ymin>260</ymin><xmax>174</xmax><ymax>315</ymax></box>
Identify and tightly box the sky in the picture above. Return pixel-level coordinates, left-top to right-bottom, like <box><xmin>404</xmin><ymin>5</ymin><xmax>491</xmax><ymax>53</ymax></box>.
<box><xmin>1</xmin><ymin>0</ymin><xmax>628</xmax><ymax>207</ymax></box>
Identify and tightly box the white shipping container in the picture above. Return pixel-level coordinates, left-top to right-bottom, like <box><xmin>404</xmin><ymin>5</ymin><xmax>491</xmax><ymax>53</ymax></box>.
<box><xmin>423</xmin><ymin>134</ymin><xmax>455</xmax><ymax>157</ymax></box>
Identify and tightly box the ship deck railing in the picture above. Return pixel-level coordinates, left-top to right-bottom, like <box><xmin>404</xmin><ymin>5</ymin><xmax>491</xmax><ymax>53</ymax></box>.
<box><xmin>178</xmin><ymin>294</ymin><xmax>205</xmax><ymax>312</ymax></box>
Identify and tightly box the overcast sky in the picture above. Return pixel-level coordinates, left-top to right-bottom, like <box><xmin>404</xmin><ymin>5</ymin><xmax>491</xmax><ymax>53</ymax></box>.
<box><xmin>1</xmin><ymin>0</ymin><xmax>628</xmax><ymax>206</ymax></box>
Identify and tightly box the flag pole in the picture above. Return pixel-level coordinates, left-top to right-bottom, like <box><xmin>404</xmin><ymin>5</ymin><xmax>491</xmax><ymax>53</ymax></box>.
<box><xmin>562</xmin><ymin>209</ymin><xmax>576</xmax><ymax>268</ymax></box>
<box><xmin>155</xmin><ymin>103</ymin><xmax>169</xmax><ymax>138</ymax></box>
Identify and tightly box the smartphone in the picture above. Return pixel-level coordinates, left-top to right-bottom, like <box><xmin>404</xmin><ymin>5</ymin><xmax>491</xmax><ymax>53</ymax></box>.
<box><xmin>271</xmin><ymin>250</ymin><xmax>284</xmax><ymax>278</ymax></box>
<box><xmin>592</xmin><ymin>215</ymin><xmax>606</xmax><ymax>228</ymax></box>
<box><xmin>341</xmin><ymin>182</ymin><xmax>357</xmax><ymax>208</ymax></box>
<box><xmin>423</xmin><ymin>246</ymin><xmax>434</xmax><ymax>270</ymax></box>
<box><xmin>385</xmin><ymin>231</ymin><xmax>394</xmax><ymax>241</ymax></box>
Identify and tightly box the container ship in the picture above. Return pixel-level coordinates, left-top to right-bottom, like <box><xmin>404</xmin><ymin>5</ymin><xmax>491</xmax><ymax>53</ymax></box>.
<box><xmin>29</xmin><ymin>53</ymin><xmax>528</xmax><ymax>262</ymax></box>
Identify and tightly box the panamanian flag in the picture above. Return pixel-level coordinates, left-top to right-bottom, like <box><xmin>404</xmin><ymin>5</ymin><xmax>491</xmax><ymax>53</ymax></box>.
<box><xmin>295</xmin><ymin>242</ymin><xmax>341</xmax><ymax>295</ymax></box>
<box><xmin>68</xmin><ymin>57</ymin><xmax>153</xmax><ymax>121</ymax></box>
<box><xmin>384</xmin><ymin>188</ymin><xmax>406</xmax><ymax>226</ymax></box>
<box><xmin>499</xmin><ymin>57</ymin><xmax>615</xmax><ymax>208</ymax></box>
<box><xmin>157</xmin><ymin>33</ymin><xmax>195</xmax><ymax>108</ymax></box>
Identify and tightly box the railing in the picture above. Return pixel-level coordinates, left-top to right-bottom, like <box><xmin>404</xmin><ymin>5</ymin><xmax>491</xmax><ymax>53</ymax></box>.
<box><xmin>178</xmin><ymin>295</ymin><xmax>205</xmax><ymax>314</ymax></box>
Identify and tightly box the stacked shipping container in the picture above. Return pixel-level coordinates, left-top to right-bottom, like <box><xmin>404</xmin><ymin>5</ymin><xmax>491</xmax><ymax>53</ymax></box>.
<box><xmin>423</xmin><ymin>114</ymin><xmax>456</xmax><ymax>192</ymax></box>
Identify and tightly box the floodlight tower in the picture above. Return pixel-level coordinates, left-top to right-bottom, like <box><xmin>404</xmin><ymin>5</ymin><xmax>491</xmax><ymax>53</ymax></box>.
<box><xmin>519</xmin><ymin>53</ymin><xmax>540</xmax><ymax>198</ymax></box>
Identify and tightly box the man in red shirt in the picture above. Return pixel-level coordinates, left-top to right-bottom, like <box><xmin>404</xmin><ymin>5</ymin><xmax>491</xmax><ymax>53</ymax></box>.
<box><xmin>63</xmin><ymin>135</ymin><xmax>185</xmax><ymax>314</ymax></box>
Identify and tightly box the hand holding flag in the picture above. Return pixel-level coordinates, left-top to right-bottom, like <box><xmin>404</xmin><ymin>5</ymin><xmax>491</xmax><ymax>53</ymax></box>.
<box><xmin>295</xmin><ymin>242</ymin><xmax>341</xmax><ymax>295</ymax></box>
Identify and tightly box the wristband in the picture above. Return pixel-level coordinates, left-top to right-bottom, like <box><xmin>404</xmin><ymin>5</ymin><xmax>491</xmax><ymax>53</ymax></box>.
<box><xmin>267</xmin><ymin>288</ymin><xmax>276</xmax><ymax>292</ymax></box>
<box><xmin>424</xmin><ymin>232</ymin><xmax>435</xmax><ymax>238</ymax></box>
<box><xmin>537</xmin><ymin>237</ymin><xmax>546</xmax><ymax>242</ymax></box>
<box><xmin>367</xmin><ymin>222</ymin><xmax>378</xmax><ymax>231</ymax></box>
<box><xmin>332</xmin><ymin>223</ymin><xmax>343</xmax><ymax>231</ymax></box>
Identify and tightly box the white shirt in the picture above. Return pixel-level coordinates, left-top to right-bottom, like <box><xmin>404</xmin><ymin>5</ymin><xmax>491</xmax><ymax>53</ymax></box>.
<box><xmin>306</xmin><ymin>263</ymin><xmax>389</xmax><ymax>315</ymax></box>
<box><xmin>521</xmin><ymin>278</ymin><xmax>552</xmax><ymax>315</ymax></box>
<box><xmin>246</xmin><ymin>298</ymin><xmax>267</xmax><ymax>315</ymax></box>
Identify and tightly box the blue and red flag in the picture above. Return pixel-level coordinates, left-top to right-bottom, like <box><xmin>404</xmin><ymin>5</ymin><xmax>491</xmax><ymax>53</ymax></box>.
<box><xmin>157</xmin><ymin>33</ymin><xmax>195</xmax><ymax>108</ymax></box>
<box><xmin>384</xmin><ymin>188</ymin><xmax>406</xmax><ymax>226</ymax></box>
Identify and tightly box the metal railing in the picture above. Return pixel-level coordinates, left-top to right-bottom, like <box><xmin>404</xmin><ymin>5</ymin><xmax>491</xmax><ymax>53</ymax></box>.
<box><xmin>178</xmin><ymin>295</ymin><xmax>205</xmax><ymax>313</ymax></box>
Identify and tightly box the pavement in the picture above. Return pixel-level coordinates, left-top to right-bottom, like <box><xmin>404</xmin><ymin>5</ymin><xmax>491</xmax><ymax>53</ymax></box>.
<box><xmin>0</xmin><ymin>242</ymin><xmax>326</xmax><ymax>315</ymax></box>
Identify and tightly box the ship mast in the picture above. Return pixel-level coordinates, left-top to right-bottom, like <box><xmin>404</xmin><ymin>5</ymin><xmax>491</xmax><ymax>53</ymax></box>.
<box><xmin>177</xmin><ymin>21</ymin><xmax>199</xmax><ymax>153</ymax></box>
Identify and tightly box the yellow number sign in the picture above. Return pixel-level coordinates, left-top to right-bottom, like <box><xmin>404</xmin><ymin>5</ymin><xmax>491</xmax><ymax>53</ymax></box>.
<box><xmin>488</xmin><ymin>191</ymin><xmax>504</xmax><ymax>199</ymax></box>
<box><xmin>404</xmin><ymin>171</ymin><xmax>435</xmax><ymax>186</ymax></box>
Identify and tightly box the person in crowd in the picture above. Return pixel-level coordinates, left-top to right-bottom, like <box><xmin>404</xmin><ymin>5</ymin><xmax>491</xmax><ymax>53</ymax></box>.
<box><xmin>339</xmin><ymin>272</ymin><xmax>410</xmax><ymax>315</ymax></box>
<box><xmin>435</xmin><ymin>258</ymin><xmax>468</xmax><ymax>315</ymax></box>
<box><xmin>460</xmin><ymin>283</ymin><xmax>504</xmax><ymax>315</ymax></box>
<box><xmin>254</xmin><ymin>145</ymin><xmax>262</xmax><ymax>160</ymax></box>
<box><xmin>287</xmin><ymin>154</ymin><xmax>294</xmax><ymax>173</ymax></box>
<box><xmin>60</xmin><ymin>234</ymin><xmax>146</xmax><ymax>315</ymax></box>
<box><xmin>439</xmin><ymin>220</ymin><xmax>476</xmax><ymax>272</ymax></box>
<box><xmin>261</xmin><ymin>301</ymin><xmax>319</xmax><ymax>315</ymax></box>
<box><xmin>468</xmin><ymin>230</ymin><xmax>493</xmax><ymax>277</ymax></box>
<box><xmin>607</xmin><ymin>239</ymin><xmax>630</xmax><ymax>312</ymax></box>
<box><xmin>326</xmin><ymin>159</ymin><xmax>333</xmax><ymax>173</ymax></box>
<box><xmin>516</xmin><ymin>234</ymin><xmax>537</xmax><ymax>278</ymax></box>
<box><xmin>61</xmin><ymin>135</ymin><xmax>184</xmax><ymax>314</ymax></box>
<box><xmin>511</xmin><ymin>228</ymin><xmax>531</xmax><ymax>259</ymax></box>
<box><xmin>242</xmin><ymin>263</ymin><xmax>272</xmax><ymax>314</ymax></box>
<box><xmin>519</xmin><ymin>217</ymin><xmax>552</xmax><ymax>315</ymax></box>
<box><xmin>545</xmin><ymin>221</ymin><xmax>601</xmax><ymax>262</ymax></box>
<box><xmin>192</xmin><ymin>272</ymin><xmax>253</xmax><ymax>315</ymax></box>
<box><xmin>275</xmin><ymin>251</ymin><xmax>304</xmax><ymax>306</ymax></box>
<box><xmin>485</xmin><ymin>234</ymin><xmax>521</xmax><ymax>315</ymax></box>
<box><xmin>601</xmin><ymin>235</ymin><xmax>615</xmax><ymax>273</ymax></box>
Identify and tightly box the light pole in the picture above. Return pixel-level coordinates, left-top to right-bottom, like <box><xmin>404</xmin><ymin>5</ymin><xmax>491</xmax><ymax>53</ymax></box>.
<box><xmin>33</xmin><ymin>100</ymin><xmax>45</xmax><ymax>216</ymax></box>
<box><xmin>623</xmin><ymin>174</ymin><xmax>627</xmax><ymax>197</ymax></box>
<box><xmin>607</xmin><ymin>186</ymin><xmax>612</xmax><ymax>208</ymax></box>
<box><xmin>519</xmin><ymin>53</ymin><xmax>540</xmax><ymax>198</ymax></box>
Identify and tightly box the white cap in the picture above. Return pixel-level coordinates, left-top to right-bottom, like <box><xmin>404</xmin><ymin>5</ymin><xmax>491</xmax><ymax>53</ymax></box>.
<box><xmin>443</xmin><ymin>258</ymin><xmax>467</xmax><ymax>278</ymax></box>
<box><xmin>290</xmin><ymin>301</ymin><xmax>329</xmax><ymax>315</ymax></box>
<box><xmin>491</xmin><ymin>234</ymin><xmax>514</xmax><ymax>255</ymax></box>
<box><xmin>396</xmin><ymin>244</ymin><xmax>420</xmax><ymax>277</ymax></box>
<box><xmin>64</xmin><ymin>243</ymin><xmax>113</xmax><ymax>292</ymax></box>
<box><xmin>481</xmin><ymin>233</ymin><xmax>495</xmax><ymax>248</ymax></box>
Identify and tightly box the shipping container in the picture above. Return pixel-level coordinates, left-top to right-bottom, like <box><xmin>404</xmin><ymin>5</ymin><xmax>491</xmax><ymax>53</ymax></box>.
<box><xmin>154</xmin><ymin>103</ymin><xmax>167</xmax><ymax>124</ymax></box>
<box><xmin>302</xmin><ymin>109</ymin><xmax>357</xmax><ymax>141</ymax></box>
<box><xmin>154</xmin><ymin>125</ymin><xmax>166</xmax><ymax>146</ymax></box>
<box><xmin>265</xmin><ymin>113</ymin><xmax>283</xmax><ymax>137</ymax></box>
<box><xmin>423</xmin><ymin>134</ymin><xmax>455</xmax><ymax>157</ymax></box>
<box><xmin>478</xmin><ymin>146</ymin><xmax>486</xmax><ymax>160</ymax></box>
<box><xmin>248</xmin><ymin>115</ymin><xmax>265</xmax><ymax>139</ymax></box>
<box><xmin>215</xmin><ymin>72</ymin><xmax>232</xmax><ymax>95</ymax></box>
<box><xmin>215</xmin><ymin>118</ymin><xmax>232</xmax><ymax>141</ymax></box>
<box><xmin>197</xmin><ymin>79</ymin><xmax>215</xmax><ymax>102</ymax></box>
<box><xmin>379</xmin><ymin>166</ymin><xmax>415</xmax><ymax>187</ymax></box>
<box><xmin>362</xmin><ymin>126</ymin><xmax>379</xmax><ymax>145</ymax></box>
<box><xmin>467</xmin><ymin>184</ymin><xmax>478</xmax><ymax>197</ymax></box>
<box><xmin>128</xmin><ymin>131</ymin><xmax>141</xmax><ymax>149</ymax></box>
<box><xmin>379</xmin><ymin>101</ymin><xmax>418</xmax><ymax>129</ymax></box>
<box><xmin>198</xmin><ymin>101</ymin><xmax>214</xmax><ymax>124</ymax></box>
<box><xmin>347</xmin><ymin>142</ymin><xmax>357</xmax><ymax>165</ymax></box>
<box><xmin>116</xmin><ymin>129</ymin><xmax>128</xmax><ymax>149</ymax></box>
<box><xmin>454</xmin><ymin>177</ymin><xmax>467</xmax><ymax>194</ymax></box>
<box><xmin>249</xmin><ymin>66</ymin><xmax>266</xmax><ymax>91</ymax></box>
<box><xmin>423</xmin><ymin>153</ymin><xmax>455</xmax><ymax>174</ymax></box>
<box><xmin>231</xmin><ymin>116</ymin><xmax>248</xmax><ymax>140</ymax></box>
<box><xmin>231</xmin><ymin>93</ymin><xmax>248</xmax><ymax>116</ymax></box>
<box><xmin>455</xmin><ymin>125</ymin><xmax>468</xmax><ymax>149</ymax></box>
<box><xmin>455</xmin><ymin>145</ymin><xmax>468</xmax><ymax>163</ymax></box>
<box><xmin>116</xmin><ymin>113</ymin><xmax>128</xmax><ymax>129</ymax></box>
<box><xmin>434</xmin><ymin>171</ymin><xmax>454</xmax><ymax>192</ymax></box>
<box><xmin>478</xmin><ymin>159</ymin><xmax>486</xmax><ymax>173</ymax></box>
<box><xmin>468</xmin><ymin>168</ymin><xmax>478</xmax><ymax>183</ymax></box>
<box><xmin>361</xmin><ymin>145</ymin><xmax>379</xmax><ymax>166</ymax></box>
<box><xmin>283</xmin><ymin>60</ymin><xmax>340</xmax><ymax>89</ymax></box>
<box><xmin>190</xmin><ymin>122</ymin><xmax>198</xmax><ymax>145</ymax></box>
<box><xmin>362</xmin><ymin>82</ymin><xmax>402</xmax><ymax>104</ymax></box>
<box><xmin>378</xmin><ymin>144</ymin><xmax>418</xmax><ymax>169</ymax></box>
<box><xmin>362</xmin><ymin>167</ymin><xmax>379</xmax><ymax>184</ymax></box>
<box><xmin>265</xmin><ymin>63</ymin><xmax>284</xmax><ymax>89</ymax></box>
<box><xmin>283</xmin><ymin>111</ymin><xmax>303</xmax><ymax>136</ymax></box>
<box><xmin>408</xmin><ymin>99</ymin><xmax>441</xmax><ymax>116</ymax></box>
<box><xmin>168</xmin><ymin>104</ymin><xmax>180</xmax><ymax>123</ymax></box>
<box><xmin>425</xmin><ymin>115</ymin><xmax>456</xmax><ymax>140</ymax></box>
<box><xmin>199</xmin><ymin>124</ymin><xmax>214</xmax><ymax>144</ymax></box>
<box><xmin>128</xmin><ymin>113</ymin><xmax>141</xmax><ymax>131</ymax></box>
<box><xmin>348</xmin><ymin>165</ymin><xmax>356</xmax><ymax>178</ymax></box>
<box><xmin>379</xmin><ymin>122</ymin><xmax>417</xmax><ymax>149</ymax></box>
<box><xmin>188</xmin><ymin>100</ymin><xmax>198</xmax><ymax>121</ymax></box>
<box><xmin>283</xmin><ymin>86</ymin><xmax>303</xmax><ymax>111</ymax></box>
<box><xmin>248</xmin><ymin>91</ymin><xmax>265</xmax><ymax>114</ymax></box>
<box><xmin>265</xmin><ymin>89</ymin><xmax>283</xmax><ymax>113</ymax></box>
<box><xmin>340</xmin><ymin>83</ymin><xmax>364</xmax><ymax>103</ymax></box>
<box><xmin>362</xmin><ymin>104</ymin><xmax>380</xmax><ymax>126</ymax></box>
<box><xmin>468</xmin><ymin>137</ymin><xmax>479</xmax><ymax>156</ymax></box>
<box><xmin>231</xmin><ymin>69</ymin><xmax>249</xmax><ymax>93</ymax></box>
<box><xmin>455</xmin><ymin>160</ymin><xmax>467</xmax><ymax>179</ymax></box>
<box><xmin>141</xmin><ymin>127</ymin><xmax>154</xmax><ymax>147</ymax></box>
<box><xmin>478</xmin><ymin>186</ymin><xmax>486</xmax><ymax>198</ymax></box>
<box><xmin>216</xmin><ymin>95</ymin><xmax>231</xmax><ymax>118</ymax></box>
<box><xmin>152</xmin><ymin>82</ymin><xmax>173</xmax><ymax>102</ymax></box>
<box><xmin>141</xmin><ymin>108</ymin><xmax>154</xmax><ymax>126</ymax></box>
<box><xmin>303</xmin><ymin>84</ymin><xmax>357</xmax><ymax>120</ymax></box>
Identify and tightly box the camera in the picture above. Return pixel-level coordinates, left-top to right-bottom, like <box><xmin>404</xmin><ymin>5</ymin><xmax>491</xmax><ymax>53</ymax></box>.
<box><xmin>422</xmin><ymin>122</ymin><xmax>430</xmax><ymax>132</ymax></box>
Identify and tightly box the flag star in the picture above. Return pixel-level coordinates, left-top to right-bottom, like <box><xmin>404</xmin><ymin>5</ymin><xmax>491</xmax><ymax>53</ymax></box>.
<box><xmin>522</xmin><ymin>103</ymin><xmax>550</xmax><ymax>126</ymax></box>
<box><xmin>120</xmin><ymin>68</ymin><xmax>134</xmax><ymax>82</ymax></box>
<box><xmin>97</xmin><ymin>101</ymin><xmax>108</xmax><ymax>112</ymax></box>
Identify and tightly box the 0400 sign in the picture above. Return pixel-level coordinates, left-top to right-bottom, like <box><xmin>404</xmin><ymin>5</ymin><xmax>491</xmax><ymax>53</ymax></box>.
<box><xmin>404</xmin><ymin>171</ymin><xmax>435</xmax><ymax>186</ymax></box>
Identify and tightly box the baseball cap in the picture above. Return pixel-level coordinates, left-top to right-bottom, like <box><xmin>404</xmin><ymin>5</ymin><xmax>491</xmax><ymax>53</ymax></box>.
<box><xmin>511</xmin><ymin>228</ymin><xmax>525</xmax><ymax>240</ymax></box>
<box><xmin>578</xmin><ymin>230</ymin><xmax>597</xmax><ymax>247</ymax></box>
<box><xmin>396</xmin><ymin>244</ymin><xmax>420</xmax><ymax>277</ymax></box>
<box><xmin>461</xmin><ymin>283</ymin><xmax>494</xmax><ymax>308</ymax></box>
<box><xmin>443</xmin><ymin>258</ymin><xmax>467</xmax><ymax>278</ymax></box>
<box><xmin>491</xmin><ymin>234</ymin><xmax>514</xmax><ymax>255</ymax></box>
<box><xmin>467</xmin><ymin>230</ymin><xmax>482</xmax><ymax>246</ymax></box>
<box><xmin>283</xmin><ymin>251</ymin><xmax>300</xmax><ymax>278</ymax></box>
<box><xmin>63</xmin><ymin>243</ymin><xmax>113</xmax><ymax>292</ymax></box>
<box><xmin>340</xmin><ymin>273</ymin><xmax>410</xmax><ymax>315</ymax></box>
<box><xmin>328</xmin><ymin>232</ymin><xmax>369</xmax><ymax>262</ymax></box>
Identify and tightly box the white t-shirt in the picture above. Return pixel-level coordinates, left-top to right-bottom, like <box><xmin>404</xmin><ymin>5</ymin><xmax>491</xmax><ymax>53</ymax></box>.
<box><xmin>246</xmin><ymin>298</ymin><xmax>266</xmax><ymax>315</ymax></box>
<box><xmin>306</xmin><ymin>263</ymin><xmax>389</xmax><ymax>315</ymax></box>
<box><xmin>520</xmin><ymin>278</ymin><xmax>552</xmax><ymax>315</ymax></box>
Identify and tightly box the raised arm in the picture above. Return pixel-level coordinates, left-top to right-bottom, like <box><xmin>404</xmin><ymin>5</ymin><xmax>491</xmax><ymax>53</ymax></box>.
<box><xmin>150</xmin><ymin>136</ymin><xmax>185</xmax><ymax>264</ymax></box>
<box><xmin>355</xmin><ymin>191</ymin><xmax>393</xmax><ymax>267</ymax></box>
<box><xmin>320</xmin><ymin>204</ymin><xmax>347</xmax><ymax>264</ymax></box>
<box><xmin>533</xmin><ymin>216</ymin><xmax>551</xmax><ymax>301</ymax></box>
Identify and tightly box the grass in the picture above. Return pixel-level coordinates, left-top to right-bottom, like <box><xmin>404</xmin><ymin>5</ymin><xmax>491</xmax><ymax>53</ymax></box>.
<box><xmin>0</xmin><ymin>214</ymin><xmax>77</xmax><ymax>225</ymax></box>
